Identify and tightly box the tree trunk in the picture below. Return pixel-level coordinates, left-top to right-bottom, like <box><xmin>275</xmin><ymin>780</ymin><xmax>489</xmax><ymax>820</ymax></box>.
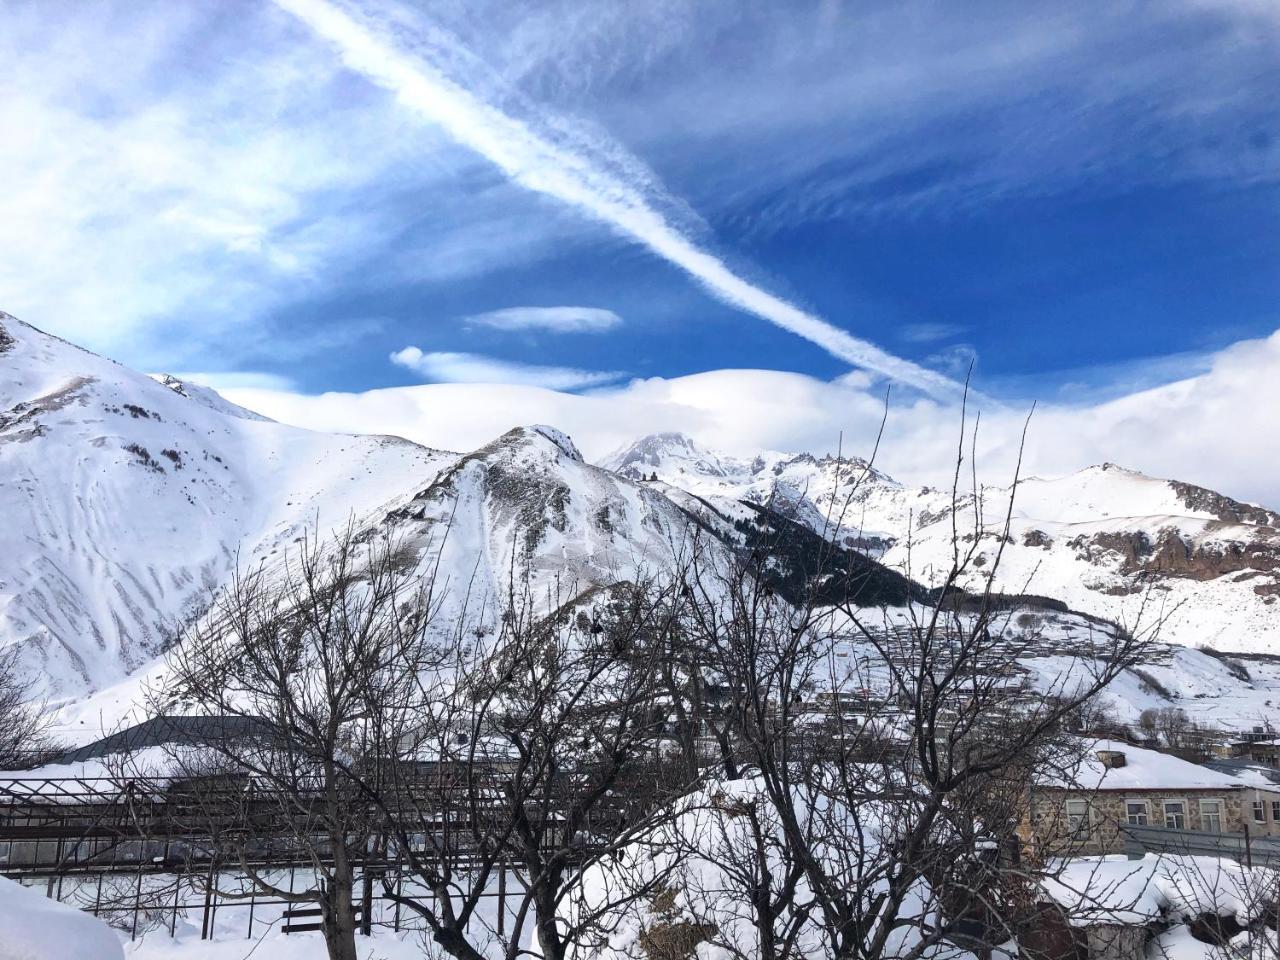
<box><xmin>324</xmin><ymin>852</ymin><xmax>360</xmax><ymax>960</ymax></box>
<box><xmin>532</xmin><ymin>871</ymin><xmax>567</xmax><ymax>960</ymax></box>
<box><xmin>432</xmin><ymin>925</ymin><xmax>491</xmax><ymax>960</ymax></box>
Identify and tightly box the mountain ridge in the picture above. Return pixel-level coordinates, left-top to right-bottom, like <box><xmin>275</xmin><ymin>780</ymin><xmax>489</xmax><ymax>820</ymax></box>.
<box><xmin>4</xmin><ymin>312</ymin><xmax>1280</xmax><ymax>728</ymax></box>
<box><xmin>602</xmin><ymin>431</ymin><xmax>1280</xmax><ymax>652</ymax></box>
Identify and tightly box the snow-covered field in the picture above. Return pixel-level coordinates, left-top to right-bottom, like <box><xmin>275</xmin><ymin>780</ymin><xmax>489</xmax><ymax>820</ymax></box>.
<box><xmin>126</xmin><ymin>932</ymin><xmax>425</xmax><ymax>960</ymax></box>
<box><xmin>0</xmin><ymin>875</ymin><xmax>124</xmax><ymax>959</ymax></box>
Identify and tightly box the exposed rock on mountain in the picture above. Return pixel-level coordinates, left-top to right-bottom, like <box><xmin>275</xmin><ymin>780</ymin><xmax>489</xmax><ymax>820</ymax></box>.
<box><xmin>606</xmin><ymin>435</ymin><xmax>1280</xmax><ymax>652</ymax></box>
<box><xmin>0</xmin><ymin>313</ymin><xmax>453</xmax><ymax>697</ymax></box>
<box><xmin>6</xmin><ymin>310</ymin><xmax>1280</xmax><ymax>730</ymax></box>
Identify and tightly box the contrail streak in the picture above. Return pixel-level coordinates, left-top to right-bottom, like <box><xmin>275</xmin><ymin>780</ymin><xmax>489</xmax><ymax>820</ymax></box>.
<box><xmin>272</xmin><ymin>0</ymin><xmax>967</xmax><ymax>399</ymax></box>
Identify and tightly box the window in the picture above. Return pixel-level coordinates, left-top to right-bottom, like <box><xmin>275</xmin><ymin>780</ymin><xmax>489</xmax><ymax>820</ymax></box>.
<box><xmin>1125</xmin><ymin>800</ymin><xmax>1149</xmax><ymax>826</ymax></box>
<box><xmin>1163</xmin><ymin>800</ymin><xmax>1186</xmax><ymax>830</ymax></box>
<box><xmin>1200</xmin><ymin>800</ymin><xmax>1223</xmax><ymax>833</ymax></box>
<box><xmin>1255</xmin><ymin>801</ymin><xmax>1267</xmax><ymax>824</ymax></box>
<box><xmin>1066</xmin><ymin>799</ymin><xmax>1090</xmax><ymax>839</ymax></box>
<box><xmin>1272</xmin><ymin>801</ymin><xmax>1280</xmax><ymax>822</ymax></box>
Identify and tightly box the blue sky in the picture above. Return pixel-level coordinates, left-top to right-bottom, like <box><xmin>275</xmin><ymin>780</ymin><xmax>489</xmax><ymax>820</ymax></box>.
<box><xmin>3</xmin><ymin>0</ymin><xmax>1280</xmax><ymax>497</ymax></box>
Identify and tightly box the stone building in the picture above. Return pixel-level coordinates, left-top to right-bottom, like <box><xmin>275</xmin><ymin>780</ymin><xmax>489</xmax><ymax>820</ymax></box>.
<box><xmin>1026</xmin><ymin>740</ymin><xmax>1280</xmax><ymax>856</ymax></box>
<box><xmin>1229</xmin><ymin>736</ymin><xmax>1280</xmax><ymax>766</ymax></box>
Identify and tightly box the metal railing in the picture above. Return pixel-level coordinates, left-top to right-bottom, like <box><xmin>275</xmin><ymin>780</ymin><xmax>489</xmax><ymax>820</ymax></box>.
<box><xmin>0</xmin><ymin>771</ymin><xmax>631</xmax><ymax>942</ymax></box>
<box><xmin>1120</xmin><ymin>823</ymin><xmax>1280</xmax><ymax>867</ymax></box>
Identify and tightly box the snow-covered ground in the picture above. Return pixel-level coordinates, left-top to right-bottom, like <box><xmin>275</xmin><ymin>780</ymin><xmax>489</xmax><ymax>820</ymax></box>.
<box><xmin>0</xmin><ymin>874</ymin><xmax>123</xmax><ymax>959</ymax></box>
<box><xmin>4</xmin><ymin>866</ymin><xmax>522</xmax><ymax>960</ymax></box>
<box><xmin>126</xmin><ymin>932</ymin><xmax>425</xmax><ymax>959</ymax></box>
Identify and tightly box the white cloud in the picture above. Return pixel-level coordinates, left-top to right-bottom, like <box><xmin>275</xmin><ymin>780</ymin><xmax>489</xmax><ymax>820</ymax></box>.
<box><xmin>923</xmin><ymin>344</ymin><xmax>979</xmax><ymax>379</ymax></box>
<box><xmin>7</xmin><ymin>0</ymin><xmax>1272</xmax><ymax>395</ymax></box>
<box><xmin>0</xmin><ymin>1</ymin><xmax>582</xmax><ymax>371</ymax></box>
<box><xmin>463</xmin><ymin>306</ymin><xmax>622</xmax><ymax>333</ymax></box>
<box><xmin>421</xmin><ymin>1</ymin><xmax>1278</xmax><ymax>239</ymax></box>
<box><xmin>899</xmin><ymin>322</ymin><xmax>964</xmax><ymax>344</ymax></box>
<box><xmin>224</xmin><ymin>327</ymin><xmax>1280</xmax><ymax>510</ymax></box>
<box><xmin>270</xmin><ymin>0</ymin><xmax>966</xmax><ymax>399</ymax></box>
<box><xmin>0</xmin><ymin>2</ymin><xmax>413</xmax><ymax>366</ymax></box>
<box><xmin>390</xmin><ymin>346</ymin><xmax>622</xmax><ymax>390</ymax></box>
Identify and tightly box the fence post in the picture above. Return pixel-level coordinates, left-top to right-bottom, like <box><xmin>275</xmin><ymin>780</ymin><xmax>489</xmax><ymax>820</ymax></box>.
<box><xmin>393</xmin><ymin>869</ymin><xmax>402</xmax><ymax>933</ymax></box>
<box><xmin>285</xmin><ymin>863</ymin><xmax>296</xmax><ymax>936</ymax></box>
<box><xmin>360</xmin><ymin>837</ymin><xmax>375</xmax><ymax>936</ymax></box>
<box><xmin>131</xmin><ymin>860</ymin><xmax>144</xmax><ymax>941</ymax></box>
<box><xmin>498</xmin><ymin>864</ymin><xmax>506</xmax><ymax>937</ymax></box>
<box><xmin>209</xmin><ymin>880</ymin><xmax>219</xmax><ymax>936</ymax></box>
<box><xmin>247</xmin><ymin>886</ymin><xmax>256</xmax><ymax>940</ymax></box>
<box><xmin>54</xmin><ymin>838</ymin><xmax>65</xmax><ymax>902</ymax></box>
<box><xmin>200</xmin><ymin>861</ymin><xmax>215</xmax><ymax>940</ymax></box>
<box><xmin>171</xmin><ymin>872</ymin><xmax>181</xmax><ymax>937</ymax></box>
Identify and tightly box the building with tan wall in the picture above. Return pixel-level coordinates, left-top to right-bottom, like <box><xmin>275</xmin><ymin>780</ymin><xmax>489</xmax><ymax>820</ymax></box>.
<box><xmin>1027</xmin><ymin>740</ymin><xmax>1280</xmax><ymax>856</ymax></box>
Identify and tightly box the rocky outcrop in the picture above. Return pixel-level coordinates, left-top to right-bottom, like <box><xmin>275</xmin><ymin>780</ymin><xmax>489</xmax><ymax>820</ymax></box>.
<box><xmin>1170</xmin><ymin>480</ymin><xmax>1280</xmax><ymax>528</ymax></box>
<box><xmin>1070</xmin><ymin>526</ymin><xmax>1280</xmax><ymax>601</ymax></box>
<box><xmin>1023</xmin><ymin>529</ymin><xmax>1053</xmax><ymax>549</ymax></box>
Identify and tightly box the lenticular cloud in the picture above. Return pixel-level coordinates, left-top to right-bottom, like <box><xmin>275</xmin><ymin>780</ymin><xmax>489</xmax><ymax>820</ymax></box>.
<box><xmin>271</xmin><ymin>0</ymin><xmax>967</xmax><ymax>400</ymax></box>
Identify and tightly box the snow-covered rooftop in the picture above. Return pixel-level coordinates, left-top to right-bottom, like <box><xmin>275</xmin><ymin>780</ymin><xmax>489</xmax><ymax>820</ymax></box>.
<box><xmin>1044</xmin><ymin>740</ymin><xmax>1257</xmax><ymax>792</ymax></box>
<box><xmin>1044</xmin><ymin>854</ymin><xmax>1267</xmax><ymax>927</ymax></box>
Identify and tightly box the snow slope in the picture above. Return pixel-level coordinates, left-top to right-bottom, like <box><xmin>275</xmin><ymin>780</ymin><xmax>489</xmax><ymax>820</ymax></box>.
<box><xmin>604</xmin><ymin>434</ymin><xmax>1280</xmax><ymax>653</ymax></box>
<box><xmin>882</xmin><ymin>465</ymin><xmax>1280</xmax><ymax>653</ymax></box>
<box><xmin>0</xmin><ymin>314</ymin><xmax>453</xmax><ymax>699</ymax></box>
<box><xmin>0</xmin><ymin>318</ymin><xmax>736</xmax><ymax>711</ymax></box>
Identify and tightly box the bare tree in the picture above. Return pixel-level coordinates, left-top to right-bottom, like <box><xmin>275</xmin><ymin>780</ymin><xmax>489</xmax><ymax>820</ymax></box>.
<box><xmin>1153</xmin><ymin>706</ymin><xmax>1194</xmax><ymax>752</ymax></box>
<box><xmin>359</xmin><ymin>575</ymin><xmax>699</xmax><ymax>960</ymax></box>
<box><xmin>144</xmin><ymin>523</ymin><xmax>446</xmax><ymax>960</ymax></box>
<box><xmin>645</xmin><ymin>400</ymin><xmax>1157</xmax><ymax>960</ymax></box>
<box><xmin>0</xmin><ymin>646</ymin><xmax>59</xmax><ymax>769</ymax></box>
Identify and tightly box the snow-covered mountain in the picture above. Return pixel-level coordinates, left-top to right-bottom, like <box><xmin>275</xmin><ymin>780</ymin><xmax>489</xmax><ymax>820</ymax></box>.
<box><xmin>602</xmin><ymin>433</ymin><xmax>1280</xmax><ymax>653</ymax></box>
<box><xmin>370</xmin><ymin>423</ymin><xmax>733</xmax><ymax>634</ymax></box>
<box><xmin>0</xmin><ymin>313</ymin><xmax>455</xmax><ymax>697</ymax></box>
<box><xmin>0</xmin><ymin>316</ymin><xmax>840</xmax><ymax>706</ymax></box>
<box><xmin>883</xmin><ymin>463</ymin><xmax>1280</xmax><ymax>653</ymax></box>
<box><xmin>7</xmin><ymin>311</ymin><xmax>1280</xmax><ymax>737</ymax></box>
<box><xmin>602</xmin><ymin>432</ymin><xmax>913</xmax><ymax>555</ymax></box>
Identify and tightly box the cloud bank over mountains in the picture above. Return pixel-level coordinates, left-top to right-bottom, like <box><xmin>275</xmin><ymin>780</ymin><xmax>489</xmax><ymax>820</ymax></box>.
<box><xmin>219</xmin><ymin>327</ymin><xmax>1280</xmax><ymax>510</ymax></box>
<box><xmin>389</xmin><ymin>346</ymin><xmax>623</xmax><ymax>389</ymax></box>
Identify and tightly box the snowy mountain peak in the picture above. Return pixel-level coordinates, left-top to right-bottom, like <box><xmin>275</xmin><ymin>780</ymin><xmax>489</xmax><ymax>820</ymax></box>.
<box><xmin>598</xmin><ymin>432</ymin><xmax>910</xmax><ymax>556</ymax></box>
<box><xmin>151</xmin><ymin>374</ymin><xmax>273</xmax><ymax>423</ymax></box>
<box><xmin>526</xmin><ymin>424</ymin><xmax>583</xmax><ymax>462</ymax></box>
<box><xmin>0</xmin><ymin>311</ymin><xmax>454</xmax><ymax>700</ymax></box>
<box><xmin>600</xmin><ymin>431</ymin><xmax>728</xmax><ymax>480</ymax></box>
